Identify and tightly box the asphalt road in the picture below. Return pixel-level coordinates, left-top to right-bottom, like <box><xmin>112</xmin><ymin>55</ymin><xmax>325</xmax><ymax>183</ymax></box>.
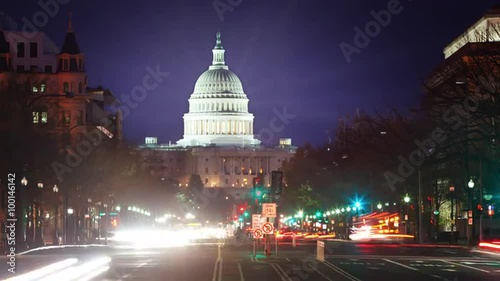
<box><xmin>0</xmin><ymin>241</ymin><xmax>499</xmax><ymax>280</ymax></box>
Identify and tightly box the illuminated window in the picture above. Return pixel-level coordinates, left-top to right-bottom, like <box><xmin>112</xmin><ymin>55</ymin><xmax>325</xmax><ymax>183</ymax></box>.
<box><xmin>41</xmin><ymin>112</ymin><xmax>48</xmax><ymax>123</ymax></box>
<box><xmin>32</xmin><ymin>112</ymin><xmax>39</xmax><ymax>123</ymax></box>
<box><xmin>40</xmin><ymin>83</ymin><xmax>46</xmax><ymax>93</ymax></box>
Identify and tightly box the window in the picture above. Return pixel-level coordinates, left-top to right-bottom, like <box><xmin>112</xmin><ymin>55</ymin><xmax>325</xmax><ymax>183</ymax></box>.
<box><xmin>205</xmin><ymin>167</ymin><xmax>208</xmax><ymax>173</ymax></box>
<box><xmin>205</xmin><ymin>158</ymin><xmax>208</xmax><ymax>162</ymax></box>
<box><xmin>16</xmin><ymin>65</ymin><xmax>24</xmax><ymax>72</ymax></box>
<box><xmin>30</xmin><ymin>42</ymin><xmax>37</xmax><ymax>58</ymax></box>
<box><xmin>30</xmin><ymin>65</ymin><xmax>37</xmax><ymax>71</ymax></box>
<box><xmin>63</xmin><ymin>111</ymin><xmax>71</xmax><ymax>124</ymax></box>
<box><xmin>63</xmin><ymin>82</ymin><xmax>69</xmax><ymax>92</ymax></box>
<box><xmin>44</xmin><ymin>65</ymin><xmax>52</xmax><ymax>73</ymax></box>
<box><xmin>205</xmin><ymin>178</ymin><xmax>208</xmax><ymax>185</ymax></box>
<box><xmin>78</xmin><ymin>82</ymin><xmax>83</xmax><ymax>93</ymax></box>
<box><xmin>17</xmin><ymin>42</ymin><xmax>25</xmax><ymax>58</ymax></box>
<box><xmin>32</xmin><ymin>111</ymin><xmax>48</xmax><ymax>124</ymax></box>
<box><xmin>32</xmin><ymin>84</ymin><xmax>38</xmax><ymax>93</ymax></box>
<box><xmin>32</xmin><ymin>112</ymin><xmax>39</xmax><ymax>123</ymax></box>
<box><xmin>40</xmin><ymin>83</ymin><xmax>46</xmax><ymax>93</ymax></box>
<box><xmin>76</xmin><ymin>111</ymin><xmax>83</xmax><ymax>125</ymax></box>
<box><xmin>63</xmin><ymin>59</ymin><xmax>69</xmax><ymax>71</ymax></box>
<box><xmin>41</xmin><ymin>112</ymin><xmax>48</xmax><ymax>123</ymax></box>
<box><xmin>225</xmin><ymin>178</ymin><xmax>229</xmax><ymax>185</ymax></box>
<box><xmin>78</xmin><ymin>59</ymin><xmax>83</xmax><ymax>70</ymax></box>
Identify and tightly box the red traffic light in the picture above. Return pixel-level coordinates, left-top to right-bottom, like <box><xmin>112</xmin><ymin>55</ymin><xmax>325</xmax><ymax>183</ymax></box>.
<box><xmin>239</xmin><ymin>207</ymin><xmax>244</xmax><ymax>212</ymax></box>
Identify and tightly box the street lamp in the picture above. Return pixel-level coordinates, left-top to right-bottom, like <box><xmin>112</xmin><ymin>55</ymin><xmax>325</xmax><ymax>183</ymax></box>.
<box><xmin>21</xmin><ymin>177</ymin><xmax>28</xmax><ymax>186</ymax></box>
<box><xmin>377</xmin><ymin>203</ymin><xmax>382</xmax><ymax>210</ymax></box>
<box><xmin>404</xmin><ymin>195</ymin><xmax>410</xmax><ymax>203</ymax></box>
<box><xmin>53</xmin><ymin>185</ymin><xmax>59</xmax><ymax>245</ymax></box>
<box><xmin>468</xmin><ymin>179</ymin><xmax>475</xmax><ymax>189</ymax></box>
<box><xmin>37</xmin><ymin>182</ymin><xmax>43</xmax><ymax>189</ymax></box>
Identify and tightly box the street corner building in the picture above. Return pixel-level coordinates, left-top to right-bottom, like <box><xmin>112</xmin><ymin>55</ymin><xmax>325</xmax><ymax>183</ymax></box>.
<box><xmin>136</xmin><ymin>32</ymin><xmax>296</xmax><ymax>197</ymax></box>
<box><xmin>0</xmin><ymin>14</ymin><xmax>123</xmax><ymax>153</ymax></box>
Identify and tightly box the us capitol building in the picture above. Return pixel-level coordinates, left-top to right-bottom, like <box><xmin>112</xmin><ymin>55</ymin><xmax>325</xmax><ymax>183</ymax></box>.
<box><xmin>137</xmin><ymin>32</ymin><xmax>296</xmax><ymax>190</ymax></box>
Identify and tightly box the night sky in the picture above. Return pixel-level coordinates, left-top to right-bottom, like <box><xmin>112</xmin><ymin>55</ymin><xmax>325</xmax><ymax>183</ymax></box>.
<box><xmin>2</xmin><ymin>0</ymin><xmax>498</xmax><ymax>146</ymax></box>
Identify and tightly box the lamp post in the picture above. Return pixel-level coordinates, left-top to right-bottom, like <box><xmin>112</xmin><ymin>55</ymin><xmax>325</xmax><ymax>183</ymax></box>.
<box><xmin>18</xmin><ymin>177</ymin><xmax>28</xmax><ymax>250</ymax></box>
<box><xmin>403</xmin><ymin>194</ymin><xmax>410</xmax><ymax>235</ymax></box>
<box><xmin>53</xmin><ymin>185</ymin><xmax>59</xmax><ymax>245</ymax></box>
<box><xmin>449</xmin><ymin>186</ymin><xmax>455</xmax><ymax>244</ymax></box>
<box><xmin>34</xmin><ymin>182</ymin><xmax>44</xmax><ymax>247</ymax></box>
<box><xmin>468</xmin><ymin>179</ymin><xmax>475</xmax><ymax>245</ymax></box>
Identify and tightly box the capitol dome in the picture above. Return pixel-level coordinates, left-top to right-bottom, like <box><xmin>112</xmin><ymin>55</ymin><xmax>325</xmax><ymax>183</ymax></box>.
<box><xmin>177</xmin><ymin>32</ymin><xmax>261</xmax><ymax>147</ymax></box>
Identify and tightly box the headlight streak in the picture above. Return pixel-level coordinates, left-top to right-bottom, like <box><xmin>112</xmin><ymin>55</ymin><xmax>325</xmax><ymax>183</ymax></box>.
<box><xmin>38</xmin><ymin>257</ymin><xmax>111</xmax><ymax>281</ymax></box>
<box><xmin>4</xmin><ymin>258</ymin><xmax>79</xmax><ymax>281</ymax></box>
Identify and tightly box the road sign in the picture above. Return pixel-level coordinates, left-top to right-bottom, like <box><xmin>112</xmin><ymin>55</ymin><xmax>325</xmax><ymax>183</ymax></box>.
<box><xmin>262</xmin><ymin>203</ymin><xmax>277</xmax><ymax>218</ymax></box>
<box><xmin>252</xmin><ymin>214</ymin><xmax>264</xmax><ymax>229</ymax></box>
<box><xmin>253</xmin><ymin>229</ymin><xmax>263</xmax><ymax>239</ymax></box>
<box><xmin>262</xmin><ymin>222</ymin><xmax>274</xmax><ymax>234</ymax></box>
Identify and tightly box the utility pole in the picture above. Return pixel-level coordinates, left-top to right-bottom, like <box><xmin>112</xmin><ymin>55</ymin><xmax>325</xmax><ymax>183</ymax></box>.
<box><xmin>418</xmin><ymin>168</ymin><xmax>423</xmax><ymax>244</ymax></box>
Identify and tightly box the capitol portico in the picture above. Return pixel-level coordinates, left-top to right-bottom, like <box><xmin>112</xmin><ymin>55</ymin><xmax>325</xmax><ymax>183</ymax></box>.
<box><xmin>139</xmin><ymin>32</ymin><xmax>295</xmax><ymax>189</ymax></box>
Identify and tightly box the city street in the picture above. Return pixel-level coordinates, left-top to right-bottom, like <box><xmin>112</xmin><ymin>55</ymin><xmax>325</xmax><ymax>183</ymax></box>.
<box><xmin>1</xmin><ymin>241</ymin><xmax>500</xmax><ymax>280</ymax></box>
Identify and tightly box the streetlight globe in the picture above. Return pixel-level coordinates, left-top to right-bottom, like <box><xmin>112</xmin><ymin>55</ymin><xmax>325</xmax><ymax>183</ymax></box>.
<box><xmin>37</xmin><ymin>182</ymin><xmax>43</xmax><ymax>189</ymax></box>
<box><xmin>468</xmin><ymin>179</ymin><xmax>474</xmax><ymax>189</ymax></box>
<box><xmin>21</xmin><ymin>177</ymin><xmax>28</xmax><ymax>186</ymax></box>
<box><xmin>53</xmin><ymin>185</ymin><xmax>59</xmax><ymax>193</ymax></box>
<box><xmin>116</xmin><ymin>205</ymin><xmax>121</xmax><ymax>211</ymax></box>
<box><xmin>377</xmin><ymin>203</ymin><xmax>382</xmax><ymax>210</ymax></box>
<box><xmin>404</xmin><ymin>196</ymin><xmax>410</xmax><ymax>203</ymax></box>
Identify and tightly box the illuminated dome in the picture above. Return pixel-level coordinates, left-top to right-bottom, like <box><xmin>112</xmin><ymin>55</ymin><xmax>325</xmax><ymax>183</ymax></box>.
<box><xmin>177</xmin><ymin>32</ymin><xmax>261</xmax><ymax>147</ymax></box>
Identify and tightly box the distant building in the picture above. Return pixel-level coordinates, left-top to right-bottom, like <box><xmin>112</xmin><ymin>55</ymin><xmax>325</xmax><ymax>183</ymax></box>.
<box><xmin>0</xmin><ymin>15</ymin><xmax>122</xmax><ymax>150</ymax></box>
<box><xmin>137</xmin><ymin>32</ymin><xmax>296</xmax><ymax>190</ymax></box>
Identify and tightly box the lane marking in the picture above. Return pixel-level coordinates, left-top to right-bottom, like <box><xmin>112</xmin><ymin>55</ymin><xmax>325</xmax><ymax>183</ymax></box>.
<box><xmin>441</xmin><ymin>260</ymin><xmax>490</xmax><ymax>273</ymax></box>
<box><xmin>120</xmin><ymin>258</ymin><xmax>153</xmax><ymax>280</ymax></box>
<box><xmin>218</xmin><ymin>259</ymin><xmax>223</xmax><ymax>281</ymax></box>
<box><xmin>383</xmin><ymin>258</ymin><xmax>419</xmax><ymax>272</ymax></box>
<box><xmin>238</xmin><ymin>263</ymin><xmax>245</xmax><ymax>281</ymax></box>
<box><xmin>270</xmin><ymin>263</ymin><xmax>289</xmax><ymax>281</ymax></box>
<box><xmin>322</xmin><ymin>260</ymin><xmax>361</xmax><ymax>281</ymax></box>
<box><xmin>286</xmin><ymin>257</ymin><xmax>291</xmax><ymax>262</ymax></box>
<box><xmin>212</xmin><ymin>258</ymin><xmax>220</xmax><ymax>281</ymax></box>
<box><xmin>430</xmin><ymin>274</ymin><xmax>448</xmax><ymax>281</ymax></box>
<box><xmin>308</xmin><ymin>264</ymin><xmax>334</xmax><ymax>281</ymax></box>
<box><xmin>274</xmin><ymin>263</ymin><xmax>293</xmax><ymax>281</ymax></box>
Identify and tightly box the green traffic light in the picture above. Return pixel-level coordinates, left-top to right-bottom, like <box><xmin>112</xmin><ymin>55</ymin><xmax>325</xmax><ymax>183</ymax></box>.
<box><xmin>238</xmin><ymin>216</ymin><xmax>243</xmax><ymax>222</ymax></box>
<box><xmin>244</xmin><ymin>212</ymin><xmax>249</xmax><ymax>217</ymax></box>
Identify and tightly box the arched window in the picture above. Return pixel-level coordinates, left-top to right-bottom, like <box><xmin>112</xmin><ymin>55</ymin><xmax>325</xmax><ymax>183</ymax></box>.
<box><xmin>63</xmin><ymin>82</ymin><xmax>69</xmax><ymax>92</ymax></box>
<box><xmin>78</xmin><ymin>82</ymin><xmax>83</xmax><ymax>93</ymax></box>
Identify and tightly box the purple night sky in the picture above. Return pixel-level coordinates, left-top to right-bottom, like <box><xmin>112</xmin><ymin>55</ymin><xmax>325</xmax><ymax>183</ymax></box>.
<box><xmin>2</xmin><ymin>0</ymin><xmax>498</xmax><ymax>146</ymax></box>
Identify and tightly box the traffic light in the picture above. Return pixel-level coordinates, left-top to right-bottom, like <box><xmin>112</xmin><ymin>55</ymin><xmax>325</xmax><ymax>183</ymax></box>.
<box><xmin>239</xmin><ymin>206</ymin><xmax>245</xmax><ymax>212</ymax></box>
<box><xmin>253</xmin><ymin>177</ymin><xmax>262</xmax><ymax>188</ymax></box>
<box><xmin>477</xmin><ymin>204</ymin><xmax>483</xmax><ymax>213</ymax></box>
<box><xmin>271</xmin><ymin>171</ymin><xmax>283</xmax><ymax>195</ymax></box>
<box><xmin>488</xmin><ymin>205</ymin><xmax>494</xmax><ymax>216</ymax></box>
